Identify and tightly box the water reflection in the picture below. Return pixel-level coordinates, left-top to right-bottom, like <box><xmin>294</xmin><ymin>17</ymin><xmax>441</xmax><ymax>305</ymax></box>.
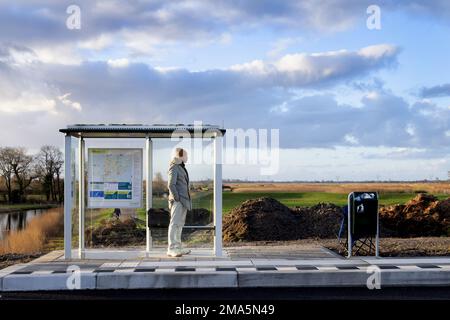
<box><xmin>0</xmin><ymin>209</ymin><xmax>44</xmax><ymax>240</ymax></box>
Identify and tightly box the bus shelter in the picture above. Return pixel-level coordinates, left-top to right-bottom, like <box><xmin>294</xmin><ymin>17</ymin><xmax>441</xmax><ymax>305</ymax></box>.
<box><xmin>59</xmin><ymin>124</ymin><xmax>226</xmax><ymax>260</ymax></box>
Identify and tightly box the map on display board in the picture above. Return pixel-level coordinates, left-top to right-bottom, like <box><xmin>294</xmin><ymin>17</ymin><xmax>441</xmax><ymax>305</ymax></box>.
<box><xmin>87</xmin><ymin>148</ymin><xmax>143</xmax><ymax>208</ymax></box>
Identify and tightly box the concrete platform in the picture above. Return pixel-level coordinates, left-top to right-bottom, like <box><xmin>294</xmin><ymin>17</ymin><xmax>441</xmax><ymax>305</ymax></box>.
<box><xmin>1</xmin><ymin>246</ymin><xmax>450</xmax><ymax>292</ymax></box>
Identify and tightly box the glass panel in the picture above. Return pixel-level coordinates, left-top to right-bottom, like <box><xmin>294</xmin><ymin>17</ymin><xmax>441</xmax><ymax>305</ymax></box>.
<box><xmin>71</xmin><ymin>136</ymin><xmax>78</xmax><ymax>249</ymax></box>
<box><xmin>150</xmin><ymin>138</ymin><xmax>214</xmax><ymax>248</ymax></box>
<box><xmin>83</xmin><ymin>139</ymin><xmax>146</xmax><ymax>249</ymax></box>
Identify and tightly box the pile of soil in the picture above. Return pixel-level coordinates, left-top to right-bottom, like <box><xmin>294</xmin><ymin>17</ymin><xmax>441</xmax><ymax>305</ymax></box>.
<box><xmin>223</xmin><ymin>198</ymin><xmax>300</xmax><ymax>242</ymax></box>
<box><xmin>380</xmin><ymin>193</ymin><xmax>450</xmax><ymax>237</ymax></box>
<box><xmin>88</xmin><ymin>209</ymin><xmax>212</xmax><ymax>246</ymax></box>
<box><xmin>148</xmin><ymin>208</ymin><xmax>212</xmax><ymax>228</ymax></box>
<box><xmin>223</xmin><ymin>198</ymin><xmax>343</xmax><ymax>242</ymax></box>
<box><xmin>186</xmin><ymin>208</ymin><xmax>211</xmax><ymax>226</ymax></box>
<box><xmin>86</xmin><ymin>218</ymin><xmax>146</xmax><ymax>247</ymax></box>
<box><xmin>292</xmin><ymin>203</ymin><xmax>343</xmax><ymax>238</ymax></box>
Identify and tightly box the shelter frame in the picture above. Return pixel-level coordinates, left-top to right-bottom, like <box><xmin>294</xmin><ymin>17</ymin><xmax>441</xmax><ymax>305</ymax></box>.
<box><xmin>60</xmin><ymin>124</ymin><xmax>226</xmax><ymax>259</ymax></box>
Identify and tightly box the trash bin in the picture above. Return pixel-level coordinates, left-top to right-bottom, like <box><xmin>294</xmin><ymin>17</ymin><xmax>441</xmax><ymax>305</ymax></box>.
<box><xmin>346</xmin><ymin>191</ymin><xmax>379</xmax><ymax>257</ymax></box>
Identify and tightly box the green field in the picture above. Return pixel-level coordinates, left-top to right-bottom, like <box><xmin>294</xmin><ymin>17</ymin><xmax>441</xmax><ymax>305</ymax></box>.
<box><xmin>191</xmin><ymin>191</ymin><xmax>450</xmax><ymax>214</ymax></box>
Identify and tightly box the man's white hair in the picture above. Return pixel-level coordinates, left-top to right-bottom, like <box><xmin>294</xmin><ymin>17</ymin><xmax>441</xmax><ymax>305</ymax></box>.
<box><xmin>172</xmin><ymin>148</ymin><xmax>188</xmax><ymax>162</ymax></box>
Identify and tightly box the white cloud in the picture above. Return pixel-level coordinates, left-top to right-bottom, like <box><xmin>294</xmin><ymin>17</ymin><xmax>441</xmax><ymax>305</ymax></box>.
<box><xmin>358</xmin><ymin>44</ymin><xmax>398</xmax><ymax>59</ymax></box>
<box><xmin>79</xmin><ymin>34</ymin><xmax>114</xmax><ymax>51</ymax></box>
<box><xmin>231</xmin><ymin>44</ymin><xmax>398</xmax><ymax>87</ymax></box>
<box><xmin>58</xmin><ymin>93</ymin><xmax>82</xmax><ymax>111</ymax></box>
<box><xmin>33</xmin><ymin>45</ymin><xmax>82</xmax><ymax>65</ymax></box>
<box><xmin>107</xmin><ymin>58</ymin><xmax>129</xmax><ymax>68</ymax></box>
<box><xmin>0</xmin><ymin>92</ymin><xmax>56</xmax><ymax>114</ymax></box>
<box><xmin>344</xmin><ymin>134</ymin><xmax>359</xmax><ymax>145</ymax></box>
<box><xmin>267</xmin><ymin>37</ymin><xmax>301</xmax><ymax>58</ymax></box>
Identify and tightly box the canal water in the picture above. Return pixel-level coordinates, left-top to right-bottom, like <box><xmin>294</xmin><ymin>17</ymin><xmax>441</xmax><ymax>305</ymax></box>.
<box><xmin>0</xmin><ymin>209</ymin><xmax>47</xmax><ymax>240</ymax></box>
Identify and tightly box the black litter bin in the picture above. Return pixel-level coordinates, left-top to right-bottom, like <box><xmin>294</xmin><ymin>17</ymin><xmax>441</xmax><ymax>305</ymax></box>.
<box><xmin>345</xmin><ymin>192</ymin><xmax>379</xmax><ymax>257</ymax></box>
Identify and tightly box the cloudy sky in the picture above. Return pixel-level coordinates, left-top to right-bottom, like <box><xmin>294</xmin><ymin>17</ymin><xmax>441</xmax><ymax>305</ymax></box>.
<box><xmin>1</xmin><ymin>0</ymin><xmax>450</xmax><ymax>181</ymax></box>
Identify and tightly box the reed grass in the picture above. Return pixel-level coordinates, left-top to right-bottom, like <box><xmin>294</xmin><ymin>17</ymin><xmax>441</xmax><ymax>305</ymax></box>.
<box><xmin>0</xmin><ymin>208</ymin><xmax>63</xmax><ymax>254</ymax></box>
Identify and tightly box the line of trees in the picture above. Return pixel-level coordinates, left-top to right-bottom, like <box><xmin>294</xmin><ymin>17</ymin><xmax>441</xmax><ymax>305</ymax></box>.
<box><xmin>0</xmin><ymin>145</ymin><xmax>63</xmax><ymax>203</ymax></box>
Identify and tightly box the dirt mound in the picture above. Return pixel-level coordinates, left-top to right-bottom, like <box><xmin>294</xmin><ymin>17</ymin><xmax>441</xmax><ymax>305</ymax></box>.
<box><xmin>148</xmin><ymin>208</ymin><xmax>211</xmax><ymax>228</ymax></box>
<box><xmin>380</xmin><ymin>193</ymin><xmax>450</xmax><ymax>237</ymax></box>
<box><xmin>186</xmin><ymin>208</ymin><xmax>211</xmax><ymax>226</ymax></box>
<box><xmin>86</xmin><ymin>217</ymin><xmax>145</xmax><ymax>247</ymax></box>
<box><xmin>223</xmin><ymin>198</ymin><xmax>344</xmax><ymax>242</ymax></box>
<box><xmin>223</xmin><ymin>197</ymin><xmax>300</xmax><ymax>242</ymax></box>
<box><xmin>427</xmin><ymin>198</ymin><xmax>450</xmax><ymax>224</ymax></box>
<box><xmin>292</xmin><ymin>203</ymin><xmax>343</xmax><ymax>238</ymax></box>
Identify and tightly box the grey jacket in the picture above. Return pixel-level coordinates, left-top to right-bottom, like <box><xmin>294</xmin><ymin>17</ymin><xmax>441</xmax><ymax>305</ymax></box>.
<box><xmin>167</xmin><ymin>158</ymin><xmax>192</xmax><ymax>210</ymax></box>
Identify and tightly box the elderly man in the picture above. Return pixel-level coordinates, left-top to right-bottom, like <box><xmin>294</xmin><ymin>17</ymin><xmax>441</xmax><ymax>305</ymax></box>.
<box><xmin>167</xmin><ymin>147</ymin><xmax>192</xmax><ymax>257</ymax></box>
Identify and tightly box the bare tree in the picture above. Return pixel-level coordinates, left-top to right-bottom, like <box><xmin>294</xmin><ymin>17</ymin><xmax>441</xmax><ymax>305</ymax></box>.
<box><xmin>36</xmin><ymin>145</ymin><xmax>63</xmax><ymax>202</ymax></box>
<box><xmin>11</xmin><ymin>148</ymin><xmax>36</xmax><ymax>202</ymax></box>
<box><xmin>0</xmin><ymin>147</ymin><xmax>36</xmax><ymax>202</ymax></box>
<box><xmin>0</xmin><ymin>147</ymin><xmax>15</xmax><ymax>202</ymax></box>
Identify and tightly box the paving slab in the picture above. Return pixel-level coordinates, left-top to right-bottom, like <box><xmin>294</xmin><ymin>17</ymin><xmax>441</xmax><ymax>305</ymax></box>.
<box><xmin>96</xmin><ymin>271</ymin><xmax>237</xmax><ymax>289</ymax></box>
<box><xmin>2</xmin><ymin>273</ymin><xmax>96</xmax><ymax>291</ymax></box>
<box><xmin>238</xmin><ymin>270</ymin><xmax>371</xmax><ymax>287</ymax></box>
<box><xmin>0</xmin><ymin>263</ymin><xmax>28</xmax><ymax>291</ymax></box>
<box><xmin>378</xmin><ymin>269</ymin><xmax>450</xmax><ymax>287</ymax></box>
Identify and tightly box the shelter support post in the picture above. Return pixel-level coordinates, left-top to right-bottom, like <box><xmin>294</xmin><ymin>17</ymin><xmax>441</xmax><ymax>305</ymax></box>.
<box><xmin>376</xmin><ymin>202</ymin><xmax>380</xmax><ymax>257</ymax></box>
<box><xmin>78</xmin><ymin>137</ymin><xmax>85</xmax><ymax>259</ymax></box>
<box><xmin>213</xmin><ymin>133</ymin><xmax>223</xmax><ymax>256</ymax></box>
<box><xmin>146</xmin><ymin>137</ymin><xmax>153</xmax><ymax>253</ymax></box>
<box><xmin>347</xmin><ymin>193</ymin><xmax>352</xmax><ymax>258</ymax></box>
<box><xmin>64</xmin><ymin>135</ymin><xmax>72</xmax><ymax>259</ymax></box>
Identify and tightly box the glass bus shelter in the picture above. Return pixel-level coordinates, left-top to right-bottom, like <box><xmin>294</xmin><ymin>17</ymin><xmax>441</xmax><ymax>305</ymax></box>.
<box><xmin>59</xmin><ymin>124</ymin><xmax>226</xmax><ymax>260</ymax></box>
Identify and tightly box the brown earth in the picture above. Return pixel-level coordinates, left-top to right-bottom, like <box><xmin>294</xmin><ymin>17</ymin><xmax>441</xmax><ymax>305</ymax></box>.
<box><xmin>223</xmin><ymin>198</ymin><xmax>300</xmax><ymax>242</ymax></box>
<box><xmin>292</xmin><ymin>203</ymin><xmax>342</xmax><ymax>238</ymax></box>
<box><xmin>87</xmin><ymin>208</ymin><xmax>212</xmax><ymax>246</ymax></box>
<box><xmin>223</xmin><ymin>197</ymin><xmax>342</xmax><ymax>242</ymax></box>
<box><xmin>380</xmin><ymin>193</ymin><xmax>450</xmax><ymax>237</ymax></box>
<box><xmin>223</xmin><ymin>194</ymin><xmax>450</xmax><ymax>243</ymax></box>
<box><xmin>86</xmin><ymin>217</ymin><xmax>146</xmax><ymax>247</ymax></box>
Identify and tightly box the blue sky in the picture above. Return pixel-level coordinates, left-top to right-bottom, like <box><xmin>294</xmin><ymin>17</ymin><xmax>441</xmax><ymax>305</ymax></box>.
<box><xmin>1</xmin><ymin>1</ymin><xmax>450</xmax><ymax>181</ymax></box>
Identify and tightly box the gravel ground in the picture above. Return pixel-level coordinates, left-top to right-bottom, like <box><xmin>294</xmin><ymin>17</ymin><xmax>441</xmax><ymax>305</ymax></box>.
<box><xmin>0</xmin><ymin>253</ymin><xmax>42</xmax><ymax>269</ymax></box>
<box><xmin>225</xmin><ymin>237</ymin><xmax>450</xmax><ymax>257</ymax></box>
<box><xmin>326</xmin><ymin>237</ymin><xmax>450</xmax><ymax>257</ymax></box>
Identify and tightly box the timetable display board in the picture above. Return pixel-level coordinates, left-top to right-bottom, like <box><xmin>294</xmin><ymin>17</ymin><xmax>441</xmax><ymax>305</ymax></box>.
<box><xmin>87</xmin><ymin>148</ymin><xmax>143</xmax><ymax>208</ymax></box>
